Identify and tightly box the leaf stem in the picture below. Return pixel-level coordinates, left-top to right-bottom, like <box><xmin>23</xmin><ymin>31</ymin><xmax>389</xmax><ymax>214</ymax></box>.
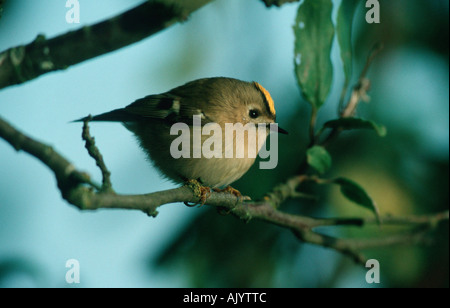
<box><xmin>309</xmin><ymin>106</ymin><xmax>318</xmax><ymax>145</ymax></box>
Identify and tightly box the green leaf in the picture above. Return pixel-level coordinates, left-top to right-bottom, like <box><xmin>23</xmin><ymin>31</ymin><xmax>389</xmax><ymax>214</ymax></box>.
<box><xmin>306</xmin><ymin>145</ymin><xmax>332</xmax><ymax>174</ymax></box>
<box><xmin>334</xmin><ymin>177</ymin><xmax>381</xmax><ymax>223</ymax></box>
<box><xmin>323</xmin><ymin>117</ymin><xmax>387</xmax><ymax>137</ymax></box>
<box><xmin>293</xmin><ymin>0</ymin><xmax>334</xmax><ymax>109</ymax></box>
<box><xmin>336</xmin><ymin>0</ymin><xmax>359</xmax><ymax>88</ymax></box>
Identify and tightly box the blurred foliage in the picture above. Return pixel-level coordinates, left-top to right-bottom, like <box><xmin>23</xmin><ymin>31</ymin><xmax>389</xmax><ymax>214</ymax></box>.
<box><xmin>0</xmin><ymin>1</ymin><xmax>4</xmax><ymax>20</ymax></box>
<box><xmin>356</xmin><ymin>0</ymin><xmax>449</xmax><ymax>58</ymax></box>
<box><xmin>0</xmin><ymin>257</ymin><xmax>41</xmax><ymax>288</ymax></box>
<box><xmin>328</xmin><ymin>133</ymin><xmax>449</xmax><ymax>287</ymax></box>
<box><xmin>149</xmin><ymin>0</ymin><xmax>449</xmax><ymax>287</ymax></box>
<box><xmin>336</xmin><ymin>0</ymin><xmax>359</xmax><ymax>90</ymax></box>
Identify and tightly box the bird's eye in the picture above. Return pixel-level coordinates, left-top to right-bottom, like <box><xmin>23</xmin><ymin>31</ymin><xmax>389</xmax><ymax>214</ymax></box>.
<box><xmin>249</xmin><ymin>109</ymin><xmax>260</xmax><ymax>119</ymax></box>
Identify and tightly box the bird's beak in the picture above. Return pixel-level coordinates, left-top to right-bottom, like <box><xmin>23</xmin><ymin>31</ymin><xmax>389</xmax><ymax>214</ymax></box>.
<box><xmin>269</xmin><ymin>124</ymin><xmax>288</xmax><ymax>135</ymax></box>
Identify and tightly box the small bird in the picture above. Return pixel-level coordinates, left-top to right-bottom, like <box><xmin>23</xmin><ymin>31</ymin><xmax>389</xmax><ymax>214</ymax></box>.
<box><xmin>76</xmin><ymin>77</ymin><xmax>286</xmax><ymax>201</ymax></box>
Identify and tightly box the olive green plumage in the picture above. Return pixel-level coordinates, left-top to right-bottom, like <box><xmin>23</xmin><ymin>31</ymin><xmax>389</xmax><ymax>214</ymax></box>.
<box><xmin>76</xmin><ymin>77</ymin><xmax>284</xmax><ymax>187</ymax></box>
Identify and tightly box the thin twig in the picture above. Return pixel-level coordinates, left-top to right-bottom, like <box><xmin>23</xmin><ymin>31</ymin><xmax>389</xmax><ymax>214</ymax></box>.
<box><xmin>340</xmin><ymin>43</ymin><xmax>384</xmax><ymax>118</ymax></box>
<box><xmin>319</xmin><ymin>44</ymin><xmax>384</xmax><ymax>147</ymax></box>
<box><xmin>0</xmin><ymin>115</ymin><xmax>100</xmax><ymax>192</ymax></box>
<box><xmin>82</xmin><ymin>116</ymin><xmax>112</xmax><ymax>192</ymax></box>
<box><xmin>309</xmin><ymin>106</ymin><xmax>318</xmax><ymax>145</ymax></box>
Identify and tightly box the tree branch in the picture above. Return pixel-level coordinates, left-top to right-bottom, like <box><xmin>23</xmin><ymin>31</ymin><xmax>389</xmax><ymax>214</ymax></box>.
<box><xmin>1</xmin><ymin>115</ymin><xmax>447</xmax><ymax>265</ymax></box>
<box><xmin>0</xmin><ymin>0</ymin><xmax>212</xmax><ymax>90</ymax></box>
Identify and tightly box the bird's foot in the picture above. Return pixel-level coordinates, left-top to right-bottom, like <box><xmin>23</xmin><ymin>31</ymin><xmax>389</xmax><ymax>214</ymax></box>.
<box><xmin>184</xmin><ymin>179</ymin><xmax>211</xmax><ymax>207</ymax></box>
<box><xmin>213</xmin><ymin>186</ymin><xmax>251</xmax><ymax>202</ymax></box>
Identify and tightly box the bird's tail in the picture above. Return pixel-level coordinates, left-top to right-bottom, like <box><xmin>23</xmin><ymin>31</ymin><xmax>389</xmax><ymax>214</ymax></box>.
<box><xmin>72</xmin><ymin>109</ymin><xmax>139</xmax><ymax>123</ymax></box>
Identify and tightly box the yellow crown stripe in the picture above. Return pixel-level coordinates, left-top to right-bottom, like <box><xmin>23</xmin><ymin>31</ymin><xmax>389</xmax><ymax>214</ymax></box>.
<box><xmin>254</xmin><ymin>82</ymin><xmax>276</xmax><ymax>116</ymax></box>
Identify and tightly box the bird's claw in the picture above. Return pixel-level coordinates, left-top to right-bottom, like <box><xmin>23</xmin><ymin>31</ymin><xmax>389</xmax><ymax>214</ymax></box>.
<box><xmin>184</xmin><ymin>179</ymin><xmax>211</xmax><ymax>207</ymax></box>
<box><xmin>213</xmin><ymin>185</ymin><xmax>251</xmax><ymax>203</ymax></box>
<box><xmin>184</xmin><ymin>181</ymin><xmax>250</xmax><ymax>208</ymax></box>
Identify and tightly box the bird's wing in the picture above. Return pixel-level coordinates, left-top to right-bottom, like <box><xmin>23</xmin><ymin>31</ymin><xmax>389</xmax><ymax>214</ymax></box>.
<box><xmin>78</xmin><ymin>93</ymin><xmax>208</xmax><ymax>125</ymax></box>
<box><xmin>124</xmin><ymin>94</ymin><xmax>181</xmax><ymax>121</ymax></box>
<box><xmin>124</xmin><ymin>93</ymin><xmax>211</xmax><ymax>124</ymax></box>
